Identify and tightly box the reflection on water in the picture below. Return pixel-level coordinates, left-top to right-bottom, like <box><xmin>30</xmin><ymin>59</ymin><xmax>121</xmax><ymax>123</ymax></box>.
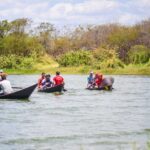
<box><xmin>0</xmin><ymin>75</ymin><xmax>150</xmax><ymax>150</ymax></box>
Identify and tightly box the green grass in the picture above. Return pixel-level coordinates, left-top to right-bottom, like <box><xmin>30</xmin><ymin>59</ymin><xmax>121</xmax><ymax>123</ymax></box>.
<box><xmin>5</xmin><ymin>64</ymin><xmax>150</xmax><ymax>75</ymax></box>
<box><xmin>2</xmin><ymin>53</ymin><xmax>150</xmax><ymax>75</ymax></box>
<box><xmin>111</xmin><ymin>64</ymin><xmax>150</xmax><ymax>75</ymax></box>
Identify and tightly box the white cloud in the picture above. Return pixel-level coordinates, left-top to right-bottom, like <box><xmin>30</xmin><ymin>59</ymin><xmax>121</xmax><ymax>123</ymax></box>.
<box><xmin>135</xmin><ymin>0</ymin><xmax>150</xmax><ymax>7</ymax></box>
<box><xmin>118</xmin><ymin>13</ymin><xmax>139</xmax><ymax>25</ymax></box>
<box><xmin>49</xmin><ymin>0</ymin><xmax>119</xmax><ymax>17</ymax></box>
<box><xmin>0</xmin><ymin>0</ymin><xmax>150</xmax><ymax>25</ymax></box>
<box><xmin>43</xmin><ymin>0</ymin><xmax>120</xmax><ymax>25</ymax></box>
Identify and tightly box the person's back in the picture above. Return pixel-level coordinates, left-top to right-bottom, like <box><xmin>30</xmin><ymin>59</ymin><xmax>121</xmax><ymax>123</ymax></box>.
<box><xmin>101</xmin><ymin>77</ymin><xmax>114</xmax><ymax>89</ymax></box>
<box><xmin>38</xmin><ymin>72</ymin><xmax>45</xmax><ymax>89</ymax></box>
<box><xmin>94</xmin><ymin>73</ymin><xmax>103</xmax><ymax>88</ymax></box>
<box><xmin>53</xmin><ymin>71</ymin><xmax>64</xmax><ymax>85</ymax></box>
<box><xmin>0</xmin><ymin>74</ymin><xmax>13</xmax><ymax>94</ymax></box>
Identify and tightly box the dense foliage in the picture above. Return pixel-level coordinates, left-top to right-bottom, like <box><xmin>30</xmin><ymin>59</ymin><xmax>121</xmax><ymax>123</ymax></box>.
<box><xmin>128</xmin><ymin>45</ymin><xmax>150</xmax><ymax>64</ymax></box>
<box><xmin>0</xmin><ymin>18</ymin><xmax>150</xmax><ymax>70</ymax></box>
<box><xmin>58</xmin><ymin>50</ymin><xmax>93</xmax><ymax>66</ymax></box>
<box><xmin>0</xmin><ymin>55</ymin><xmax>35</xmax><ymax>69</ymax></box>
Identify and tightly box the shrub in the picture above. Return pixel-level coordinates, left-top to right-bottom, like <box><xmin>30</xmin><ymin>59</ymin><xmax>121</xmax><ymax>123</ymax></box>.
<box><xmin>20</xmin><ymin>57</ymin><xmax>35</xmax><ymax>69</ymax></box>
<box><xmin>93</xmin><ymin>48</ymin><xmax>117</xmax><ymax>62</ymax></box>
<box><xmin>0</xmin><ymin>55</ymin><xmax>19</xmax><ymax>69</ymax></box>
<box><xmin>92</xmin><ymin>47</ymin><xmax>124</xmax><ymax>69</ymax></box>
<box><xmin>94</xmin><ymin>58</ymin><xmax>124</xmax><ymax>69</ymax></box>
<box><xmin>128</xmin><ymin>45</ymin><xmax>150</xmax><ymax>64</ymax></box>
<box><xmin>58</xmin><ymin>50</ymin><xmax>94</xmax><ymax>66</ymax></box>
<box><xmin>0</xmin><ymin>55</ymin><xmax>36</xmax><ymax>69</ymax></box>
<box><xmin>146</xmin><ymin>59</ymin><xmax>150</xmax><ymax>67</ymax></box>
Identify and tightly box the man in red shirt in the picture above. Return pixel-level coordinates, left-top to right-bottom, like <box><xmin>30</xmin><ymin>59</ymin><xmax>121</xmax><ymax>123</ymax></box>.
<box><xmin>53</xmin><ymin>71</ymin><xmax>64</xmax><ymax>86</ymax></box>
<box><xmin>38</xmin><ymin>72</ymin><xmax>45</xmax><ymax>89</ymax></box>
<box><xmin>94</xmin><ymin>73</ymin><xmax>103</xmax><ymax>88</ymax></box>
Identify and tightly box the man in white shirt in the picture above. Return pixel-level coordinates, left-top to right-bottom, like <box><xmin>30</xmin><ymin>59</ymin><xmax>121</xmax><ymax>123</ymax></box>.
<box><xmin>0</xmin><ymin>69</ymin><xmax>3</xmax><ymax>81</ymax></box>
<box><xmin>0</xmin><ymin>73</ymin><xmax>13</xmax><ymax>95</ymax></box>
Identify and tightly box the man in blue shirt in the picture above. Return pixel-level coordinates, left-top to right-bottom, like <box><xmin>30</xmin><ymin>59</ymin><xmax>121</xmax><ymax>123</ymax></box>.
<box><xmin>87</xmin><ymin>71</ymin><xmax>94</xmax><ymax>88</ymax></box>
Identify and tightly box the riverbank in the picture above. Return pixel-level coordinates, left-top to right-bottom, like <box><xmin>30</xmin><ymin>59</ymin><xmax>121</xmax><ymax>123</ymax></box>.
<box><xmin>5</xmin><ymin>64</ymin><xmax>150</xmax><ymax>75</ymax></box>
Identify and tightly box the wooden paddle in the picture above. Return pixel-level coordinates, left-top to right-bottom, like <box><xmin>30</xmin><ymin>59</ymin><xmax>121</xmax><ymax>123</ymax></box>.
<box><xmin>63</xmin><ymin>88</ymin><xmax>67</xmax><ymax>92</ymax></box>
<box><xmin>12</xmin><ymin>87</ymin><xmax>23</xmax><ymax>89</ymax></box>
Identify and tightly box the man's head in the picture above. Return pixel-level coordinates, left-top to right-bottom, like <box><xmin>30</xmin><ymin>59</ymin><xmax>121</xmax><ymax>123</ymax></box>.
<box><xmin>41</xmin><ymin>72</ymin><xmax>45</xmax><ymax>78</ymax></box>
<box><xmin>1</xmin><ymin>73</ymin><xmax>7</xmax><ymax>80</ymax></box>
<box><xmin>95</xmin><ymin>73</ymin><xmax>103</xmax><ymax>79</ymax></box>
<box><xmin>0</xmin><ymin>69</ymin><xmax>3</xmax><ymax>73</ymax></box>
<box><xmin>95</xmin><ymin>73</ymin><xmax>98</xmax><ymax>78</ymax></box>
<box><xmin>90</xmin><ymin>71</ymin><xmax>94</xmax><ymax>76</ymax></box>
<box><xmin>46</xmin><ymin>74</ymin><xmax>50</xmax><ymax>79</ymax></box>
<box><xmin>56</xmin><ymin>71</ymin><xmax>60</xmax><ymax>75</ymax></box>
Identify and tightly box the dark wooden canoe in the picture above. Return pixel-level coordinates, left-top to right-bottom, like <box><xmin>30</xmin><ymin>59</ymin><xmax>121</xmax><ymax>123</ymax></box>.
<box><xmin>86</xmin><ymin>86</ymin><xmax>113</xmax><ymax>91</ymax></box>
<box><xmin>0</xmin><ymin>84</ymin><xmax>37</xmax><ymax>99</ymax></box>
<box><xmin>38</xmin><ymin>84</ymin><xmax>64</xmax><ymax>93</ymax></box>
<box><xmin>87</xmin><ymin>77</ymin><xmax>114</xmax><ymax>91</ymax></box>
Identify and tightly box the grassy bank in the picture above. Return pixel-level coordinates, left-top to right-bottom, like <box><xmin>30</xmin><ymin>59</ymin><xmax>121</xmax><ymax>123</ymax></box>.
<box><xmin>5</xmin><ymin>64</ymin><xmax>150</xmax><ymax>75</ymax></box>
<box><xmin>3</xmin><ymin>54</ymin><xmax>150</xmax><ymax>75</ymax></box>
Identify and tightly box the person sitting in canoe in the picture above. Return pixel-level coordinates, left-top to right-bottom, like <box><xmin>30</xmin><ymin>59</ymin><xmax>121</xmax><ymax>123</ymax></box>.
<box><xmin>53</xmin><ymin>71</ymin><xmax>64</xmax><ymax>86</ymax></box>
<box><xmin>0</xmin><ymin>70</ymin><xmax>3</xmax><ymax>92</ymax></box>
<box><xmin>0</xmin><ymin>73</ymin><xmax>13</xmax><ymax>95</ymax></box>
<box><xmin>94</xmin><ymin>73</ymin><xmax>103</xmax><ymax>88</ymax></box>
<box><xmin>0</xmin><ymin>76</ymin><xmax>1</xmax><ymax>82</ymax></box>
<box><xmin>0</xmin><ymin>70</ymin><xmax>6</xmax><ymax>81</ymax></box>
<box><xmin>87</xmin><ymin>71</ymin><xmax>95</xmax><ymax>88</ymax></box>
<box><xmin>38</xmin><ymin>72</ymin><xmax>45</xmax><ymax>89</ymax></box>
<box><xmin>0</xmin><ymin>70</ymin><xmax>3</xmax><ymax>81</ymax></box>
<box><xmin>100</xmin><ymin>77</ymin><xmax>114</xmax><ymax>90</ymax></box>
<box><xmin>42</xmin><ymin>74</ymin><xmax>53</xmax><ymax>89</ymax></box>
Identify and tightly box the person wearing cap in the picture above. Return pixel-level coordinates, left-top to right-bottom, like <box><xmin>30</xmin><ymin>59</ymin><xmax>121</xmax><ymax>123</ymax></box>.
<box><xmin>0</xmin><ymin>73</ymin><xmax>13</xmax><ymax>95</ymax></box>
<box><xmin>0</xmin><ymin>70</ymin><xmax>4</xmax><ymax>92</ymax></box>
<box><xmin>38</xmin><ymin>72</ymin><xmax>46</xmax><ymax>89</ymax></box>
<box><xmin>87</xmin><ymin>71</ymin><xmax>94</xmax><ymax>88</ymax></box>
<box><xmin>42</xmin><ymin>74</ymin><xmax>53</xmax><ymax>89</ymax></box>
<box><xmin>53</xmin><ymin>71</ymin><xmax>64</xmax><ymax>86</ymax></box>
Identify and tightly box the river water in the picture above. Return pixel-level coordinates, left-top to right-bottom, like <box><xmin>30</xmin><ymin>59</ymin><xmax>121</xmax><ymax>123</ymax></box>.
<box><xmin>0</xmin><ymin>75</ymin><xmax>150</xmax><ymax>150</ymax></box>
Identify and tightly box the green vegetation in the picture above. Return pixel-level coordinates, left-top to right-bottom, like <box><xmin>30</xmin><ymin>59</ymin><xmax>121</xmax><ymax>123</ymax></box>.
<box><xmin>128</xmin><ymin>45</ymin><xmax>150</xmax><ymax>64</ymax></box>
<box><xmin>58</xmin><ymin>50</ymin><xmax>93</xmax><ymax>66</ymax></box>
<box><xmin>0</xmin><ymin>55</ymin><xmax>36</xmax><ymax>69</ymax></box>
<box><xmin>0</xmin><ymin>18</ymin><xmax>150</xmax><ymax>75</ymax></box>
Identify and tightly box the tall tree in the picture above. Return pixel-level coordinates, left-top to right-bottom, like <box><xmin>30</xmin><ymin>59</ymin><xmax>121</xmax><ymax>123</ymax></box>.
<box><xmin>10</xmin><ymin>18</ymin><xmax>31</xmax><ymax>35</ymax></box>
<box><xmin>36</xmin><ymin>22</ymin><xmax>56</xmax><ymax>54</ymax></box>
<box><xmin>0</xmin><ymin>20</ymin><xmax>10</xmax><ymax>38</ymax></box>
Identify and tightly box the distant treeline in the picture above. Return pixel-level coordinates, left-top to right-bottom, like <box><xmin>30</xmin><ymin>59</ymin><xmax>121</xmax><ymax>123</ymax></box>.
<box><xmin>0</xmin><ymin>18</ymin><xmax>150</xmax><ymax>69</ymax></box>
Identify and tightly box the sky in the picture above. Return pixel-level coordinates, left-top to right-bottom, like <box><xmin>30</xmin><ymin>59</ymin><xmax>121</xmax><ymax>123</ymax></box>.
<box><xmin>0</xmin><ymin>0</ymin><xmax>150</xmax><ymax>26</ymax></box>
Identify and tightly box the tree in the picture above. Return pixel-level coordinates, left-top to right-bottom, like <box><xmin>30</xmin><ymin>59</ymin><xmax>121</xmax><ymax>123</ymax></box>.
<box><xmin>0</xmin><ymin>20</ymin><xmax>11</xmax><ymax>38</ymax></box>
<box><xmin>108</xmin><ymin>26</ymin><xmax>139</xmax><ymax>62</ymax></box>
<box><xmin>136</xmin><ymin>19</ymin><xmax>150</xmax><ymax>48</ymax></box>
<box><xmin>36</xmin><ymin>22</ymin><xmax>56</xmax><ymax>54</ymax></box>
<box><xmin>10</xmin><ymin>18</ymin><xmax>31</xmax><ymax>35</ymax></box>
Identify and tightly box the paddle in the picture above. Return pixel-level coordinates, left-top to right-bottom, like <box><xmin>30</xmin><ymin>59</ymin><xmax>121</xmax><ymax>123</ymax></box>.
<box><xmin>63</xmin><ymin>88</ymin><xmax>67</xmax><ymax>92</ymax></box>
<box><xmin>12</xmin><ymin>87</ymin><xmax>23</xmax><ymax>89</ymax></box>
<box><xmin>62</xmin><ymin>83</ymin><xmax>67</xmax><ymax>92</ymax></box>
